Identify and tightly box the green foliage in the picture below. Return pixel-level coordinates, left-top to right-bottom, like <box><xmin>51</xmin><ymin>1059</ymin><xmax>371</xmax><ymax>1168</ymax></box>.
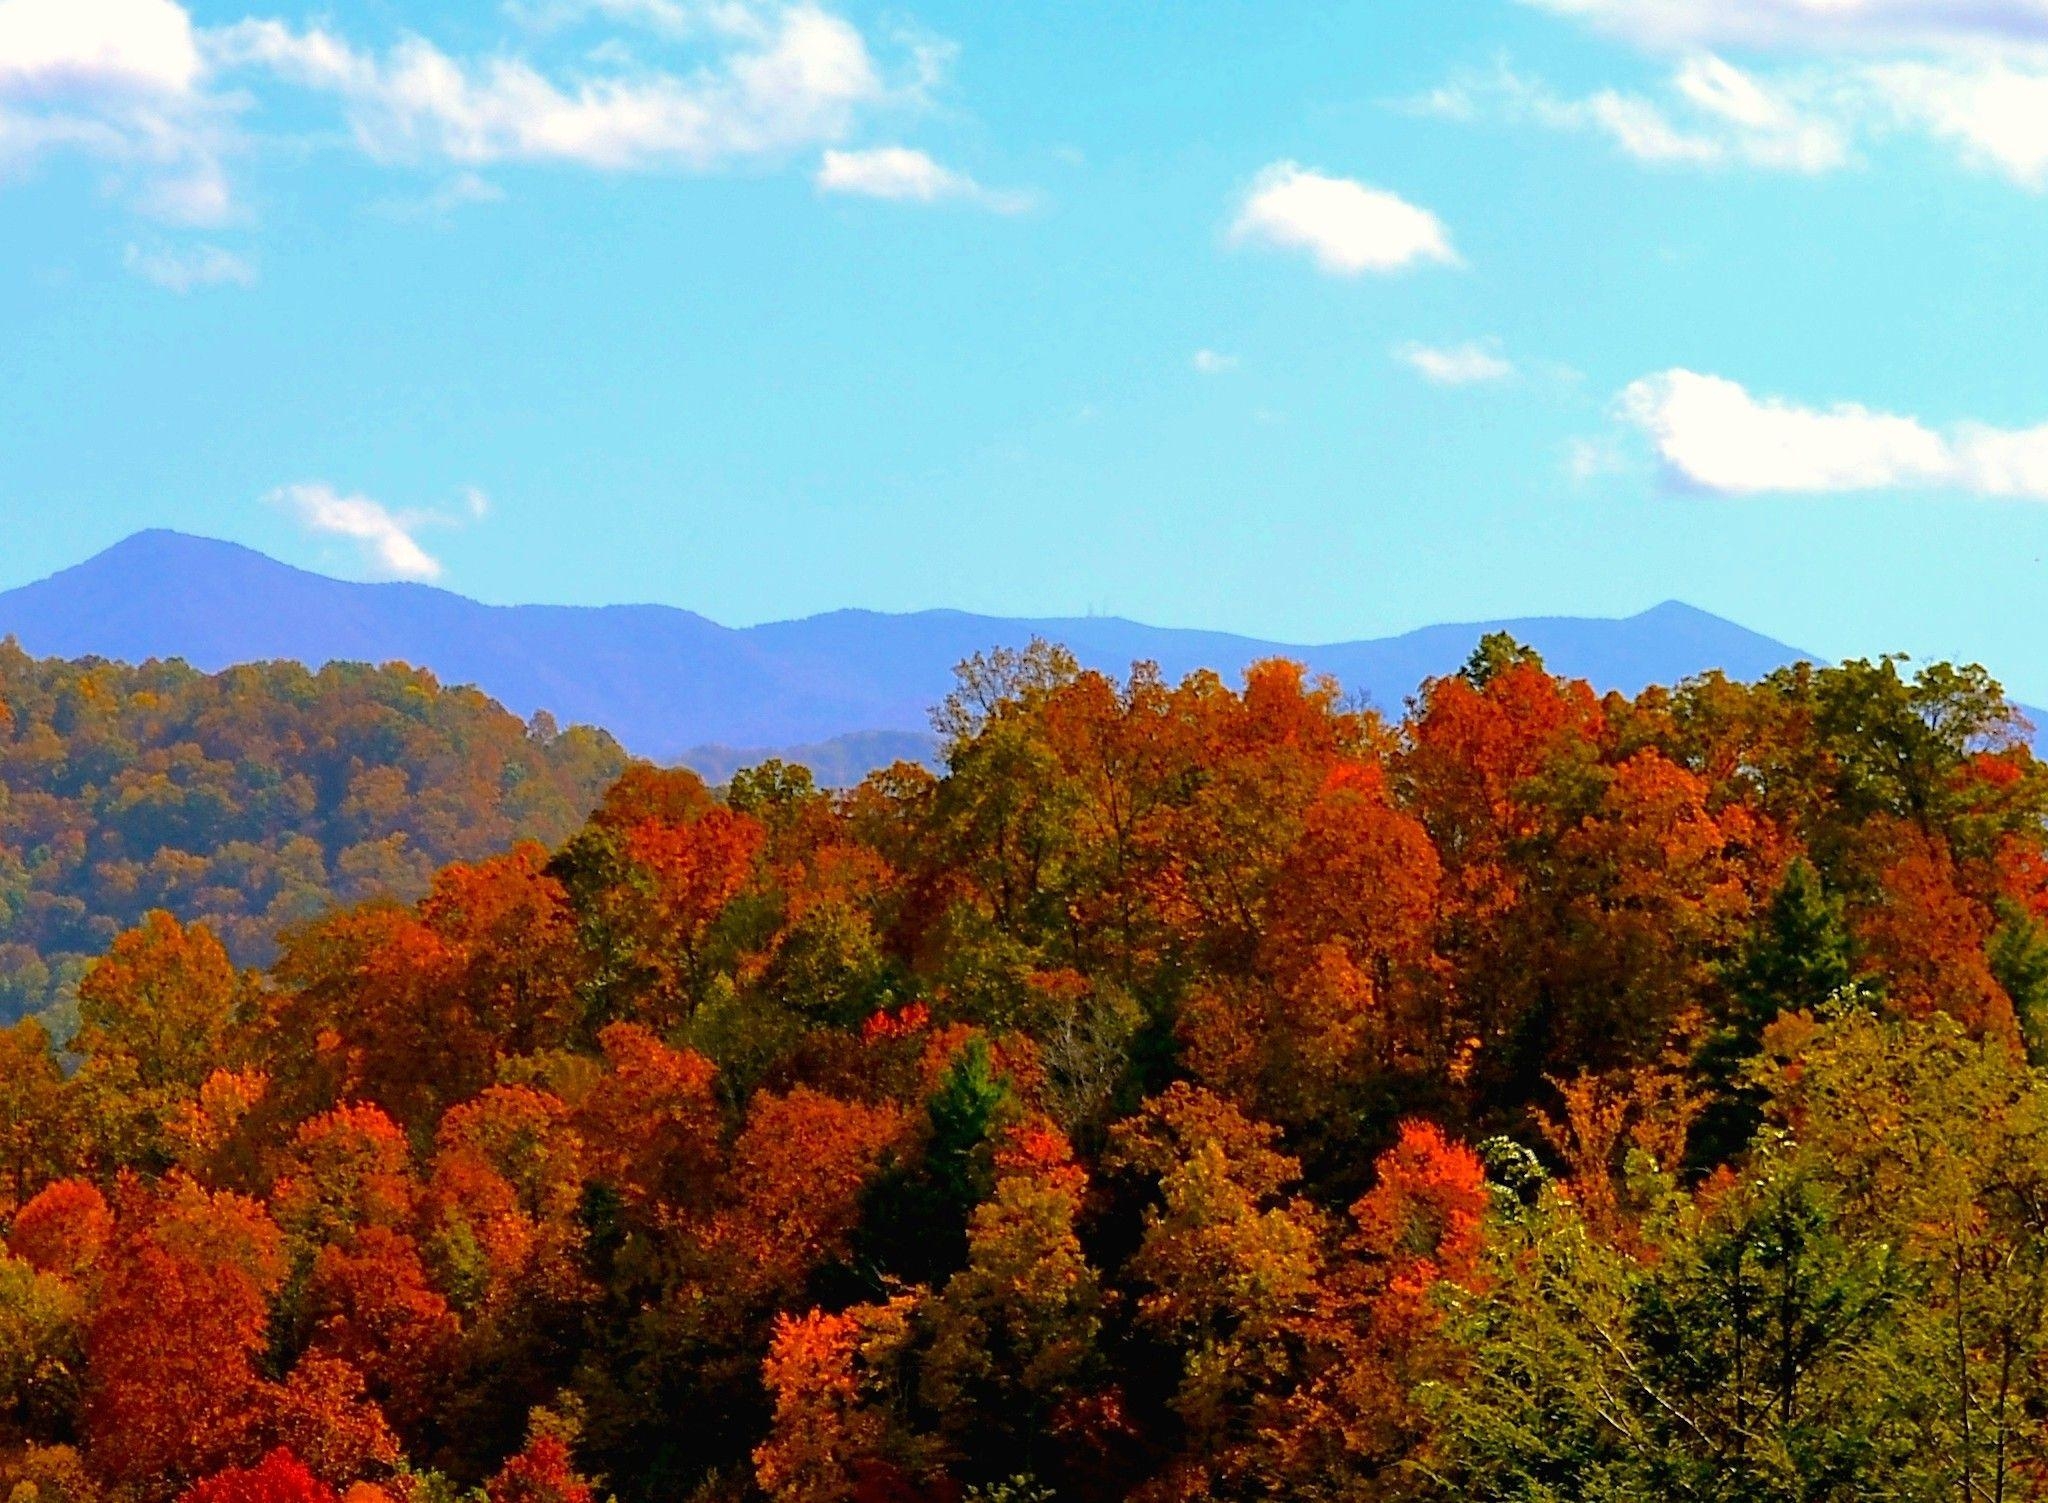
<box><xmin>961</xmin><ymin>1479</ymin><xmax>1054</xmax><ymax>1503</ymax></box>
<box><xmin>723</xmin><ymin>760</ymin><xmax>823</xmax><ymax>828</ymax></box>
<box><xmin>853</xmin><ymin>1038</ymin><xmax>1018</xmax><ymax>1289</ymax></box>
<box><xmin>1691</xmin><ymin>858</ymin><xmax>1856</xmax><ymax>1167</ymax></box>
<box><xmin>1990</xmin><ymin>900</ymin><xmax>2048</xmax><ymax>1066</ymax></box>
<box><xmin>0</xmin><ymin>644</ymin><xmax>626</xmax><ymax>1021</ymax></box>
<box><xmin>927</xmin><ymin>1038</ymin><xmax>1013</xmax><ymax>1208</ymax></box>
<box><xmin>1430</xmin><ymin>1007</ymin><xmax>2048</xmax><ymax>1503</ymax></box>
<box><xmin>1459</xmin><ymin>631</ymin><xmax>1545</xmax><ymax>689</ymax></box>
<box><xmin>0</xmin><ymin>1253</ymin><xmax>81</xmax><ymax>1440</ymax></box>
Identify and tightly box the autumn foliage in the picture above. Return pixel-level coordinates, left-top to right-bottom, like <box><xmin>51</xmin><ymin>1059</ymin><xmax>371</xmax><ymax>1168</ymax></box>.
<box><xmin>5</xmin><ymin>640</ymin><xmax>2048</xmax><ymax>1500</ymax></box>
<box><xmin>0</xmin><ymin>647</ymin><xmax>627</xmax><ymax>1024</ymax></box>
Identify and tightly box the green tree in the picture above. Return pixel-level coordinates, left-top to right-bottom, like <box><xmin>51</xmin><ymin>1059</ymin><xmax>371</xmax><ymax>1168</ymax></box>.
<box><xmin>1691</xmin><ymin>858</ymin><xmax>1855</xmax><ymax>1168</ymax></box>
<box><xmin>1460</xmin><ymin>632</ymin><xmax>1545</xmax><ymax>690</ymax></box>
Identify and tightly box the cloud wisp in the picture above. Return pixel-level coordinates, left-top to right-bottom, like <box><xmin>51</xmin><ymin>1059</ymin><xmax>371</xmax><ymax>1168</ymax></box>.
<box><xmin>1418</xmin><ymin>56</ymin><xmax>1851</xmax><ymax>175</ymax></box>
<box><xmin>267</xmin><ymin>482</ymin><xmax>492</xmax><ymax>581</ymax></box>
<box><xmin>1516</xmin><ymin>0</ymin><xmax>2048</xmax><ymax>55</ymax></box>
<box><xmin>1230</xmin><ymin>162</ymin><xmax>1459</xmax><ymax>276</ymax></box>
<box><xmin>815</xmin><ymin>146</ymin><xmax>1032</xmax><ymax>211</ymax></box>
<box><xmin>1619</xmin><ymin>369</ymin><xmax>2048</xmax><ymax>500</ymax></box>
<box><xmin>1484</xmin><ymin>0</ymin><xmax>2048</xmax><ymax>190</ymax></box>
<box><xmin>1397</xmin><ymin>340</ymin><xmax>1515</xmax><ymax>386</ymax></box>
<box><xmin>123</xmin><ymin>240</ymin><xmax>255</xmax><ymax>291</ymax></box>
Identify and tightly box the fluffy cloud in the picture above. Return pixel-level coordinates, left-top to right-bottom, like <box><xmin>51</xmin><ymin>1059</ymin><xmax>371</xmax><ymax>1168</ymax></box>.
<box><xmin>1869</xmin><ymin>60</ymin><xmax>2048</xmax><ymax>186</ymax></box>
<box><xmin>0</xmin><ymin>0</ymin><xmax>231</xmax><ymax>221</ymax></box>
<box><xmin>0</xmin><ymin>0</ymin><xmax>199</xmax><ymax>91</ymax></box>
<box><xmin>816</xmin><ymin>146</ymin><xmax>1030</xmax><ymax>210</ymax></box>
<box><xmin>123</xmin><ymin>240</ymin><xmax>255</xmax><ymax>291</ymax></box>
<box><xmin>1620</xmin><ymin>369</ymin><xmax>2048</xmax><ymax>499</ymax></box>
<box><xmin>1229</xmin><ymin>162</ymin><xmax>1458</xmax><ymax>275</ymax></box>
<box><xmin>1517</xmin><ymin>0</ymin><xmax>2048</xmax><ymax>53</ymax></box>
<box><xmin>2</xmin><ymin>0</ymin><xmax>949</xmax><ymax>223</ymax></box>
<box><xmin>267</xmin><ymin>483</ymin><xmax>449</xmax><ymax>581</ymax></box>
<box><xmin>211</xmin><ymin>3</ymin><xmax>886</xmax><ymax>172</ymax></box>
<box><xmin>1191</xmin><ymin>349</ymin><xmax>1239</xmax><ymax>374</ymax></box>
<box><xmin>1397</xmin><ymin>340</ymin><xmax>1514</xmax><ymax>385</ymax></box>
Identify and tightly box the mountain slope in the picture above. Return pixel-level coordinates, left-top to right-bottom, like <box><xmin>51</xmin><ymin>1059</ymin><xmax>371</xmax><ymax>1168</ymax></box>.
<box><xmin>0</xmin><ymin>531</ymin><xmax>1817</xmax><ymax>765</ymax></box>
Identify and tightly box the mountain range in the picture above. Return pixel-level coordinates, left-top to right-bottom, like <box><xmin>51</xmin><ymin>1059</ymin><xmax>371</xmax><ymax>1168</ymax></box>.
<box><xmin>0</xmin><ymin>531</ymin><xmax>1819</xmax><ymax>777</ymax></box>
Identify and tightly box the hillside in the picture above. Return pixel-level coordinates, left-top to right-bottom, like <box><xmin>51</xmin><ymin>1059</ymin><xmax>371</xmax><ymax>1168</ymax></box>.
<box><xmin>0</xmin><ymin>646</ymin><xmax>626</xmax><ymax>1023</ymax></box>
<box><xmin>0</xmin><ymin>532</ymin><xmax>1816</xmax><ymax>768</ymax></box>
<box><xmin>3</xmin><ymin>644</ymin><xmax>2046</xmax><ymax>1502</ymax></box>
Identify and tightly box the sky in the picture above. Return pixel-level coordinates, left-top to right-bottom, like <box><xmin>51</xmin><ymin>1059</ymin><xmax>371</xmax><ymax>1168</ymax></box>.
<box><xmin>9</xmin><ymin>1</ymin><xmax>2048</xmax><ymax>697</ymax></box>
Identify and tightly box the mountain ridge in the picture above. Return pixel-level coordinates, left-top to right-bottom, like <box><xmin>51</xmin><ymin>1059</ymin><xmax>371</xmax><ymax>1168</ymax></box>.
<box><xmin>0</xmin><ymin>531</ymin><xmax>1821</xmax><ymax>771</ymax></box>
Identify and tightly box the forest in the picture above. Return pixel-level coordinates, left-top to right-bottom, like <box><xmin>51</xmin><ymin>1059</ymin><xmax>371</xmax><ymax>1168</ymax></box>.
<box><xmin>4</xmin><ymin>636</ymin><xmax>2048</xmax><ymax>1502</ymax></box>
<box><xmin>0</xmin><ymin>642</ymin><xmax>628</xmax><ymax>1027</ymax></box>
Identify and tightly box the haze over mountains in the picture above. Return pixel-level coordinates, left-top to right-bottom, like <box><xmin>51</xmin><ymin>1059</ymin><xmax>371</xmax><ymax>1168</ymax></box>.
<box><xmin>0</xmin><ymin>531</ymin><xmax>1818</xmax><ymax>777</ymax></box>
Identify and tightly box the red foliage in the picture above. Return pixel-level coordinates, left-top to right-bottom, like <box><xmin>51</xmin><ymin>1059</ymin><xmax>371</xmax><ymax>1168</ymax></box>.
<box><xmin>575</xmin><ymin>1022</ymin><xmax>722</xmax><ymax>1211</ymax></box>
<box><xmin>1859</xmin><ymin>827</ymin><xmax>2016</xmax><ymax>1039</ymax></box>
<box><xmin>9</xmin><ymin>1177</ymin><xmax>113</xmax><ymax>1279</ymax></box>
<box><xmin>1350</xmin><ymin>1120</ymin><xmax>1491</xmax><ymax>1297</ymax></box>
<box><xmin>271</xmin><ymin>1103</ymin><xmax>417</xmax><ymax>1248</ymax></box>
<box><xmin>303</xmin><ymin>1228</ymin><xmax>458</xmax><ymax>1438</ymax></box>
<box><xmin>714</xmin><ymin>1088</ymin><xmax>906</xmax><ymax>1296</ymax></box>
<box><xmin>485</xmin><ymin>1435</ymin><xmax>595</xmax><ymax>1503</ymax></box>
<box><xmin>416</xmin><ymin>845</ymin><xmax>584</xmax><ymax>1058</ymax></box>
<box><xmin>268</xmin><ymin>1353</ymin><xmax>400</xmax><ymax>1485</ymax></box>
<box><xmin>83</xmin><ymin>1178</ymin><xmax>287</xmax><ymax>1494</ymax></box>
<box><xmin>620</xmin><ymin>808</ymin><xmax>764</xmax><ymax>1007</ymax></box>
<box><xmin>861</xmin><ymin>1002</ymin><xmax>931</xmax><ymax>1045</ymax></box>
<box><xmin>590</xmin><ymin>763</ymin><xmax>716</xmax><ymax>831</ymax></box>
<box><xmin>177</xmin><ymin>1449</ymin><xmax>337</xmax><ymax>1503</ymax></box>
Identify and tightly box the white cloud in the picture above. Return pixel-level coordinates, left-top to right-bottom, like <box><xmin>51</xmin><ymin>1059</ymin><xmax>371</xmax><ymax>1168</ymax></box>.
<box><xmin>3</xmin><ymin>0</ymin><xmax>953</xmax><ymax>225</ymax></box>
<box><xmin>815</xmin><ymin>145</ymin><xmax>1030</xmax><ymax>210</ymax></box>
<box><xmin>123</xmin><ymin>239</ymin><xmax>254</xmax><ymax>291</ymax></box>
<box><xmin>1229</xmin><ymin>161</ymin><xmax>1459</xmax><ymax>276</ymax></box>
<box><xmin>1619</xmin><ymin>369</ymin><xmax>2048</xmax><ymax>499</ymax></box>
<box><xmin>1868</xmin><ymin>60</ymin><xmax>2048</xmax><ymax>186</ymax></box>
<box><xmin>0</xmin><ymin>0</ymin><xmax>233</xmax><ymax>222</ymax></box>
<box><xmin>1479</xmin><ymin>4</ymin><xmax>2048</xmax><ymax>189</ymax></box>
<box><xmin>1191</xmin><ymin>348</ymin><xmax>1239</xmax><ymax>374</ymax></box>
<box><xmin>1672</xmin><ymin>54</ymin><xmax>1853</xmax><ymax>168</ymax></box>
<box><xmin>211</xmin><ymin>3</ymin><xmax>890</xmax><ymax>172</ymax></box>
<box><xmin>1421</xmin><ymin>57</ymin><xmax>1850</xmax><ymax>174</ymax></box>
<box><xmin>1397</xmin><ymin>340</ymin><xmax>1514</xmax><ymax>385</ymax></box>
<box><xmin>268</xmin><ymin>483</ymin><xmax>448</xmax><ymax>581</ymax></box>
<box><xmin>1517</xmin><ymin>0</ymin><xmax>2048</xmax><ymax>54</ymax></box>
<box><xmin>0</xmin><ymin>0</ymin><xmax>200</xmax><ymax>92</ymax></box>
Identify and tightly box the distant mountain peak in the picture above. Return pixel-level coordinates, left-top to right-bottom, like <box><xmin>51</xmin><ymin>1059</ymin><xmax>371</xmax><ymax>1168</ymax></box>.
<box><xmin>90</xmin><ymin>528</ymin><xmax>288</xmax><ymax>566</ymax></box>
<box><xmin>0</xmin><ymin>533</ymin><xmax>1818</xmax><ymax>774</ymax></box>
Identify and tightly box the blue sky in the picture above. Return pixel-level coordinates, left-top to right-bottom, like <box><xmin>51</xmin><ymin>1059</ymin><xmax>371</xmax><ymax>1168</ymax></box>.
<box><xmin>9</xmin><ymin>0</ymin><xmax>2048</xmax><ymax>696</ymax></box>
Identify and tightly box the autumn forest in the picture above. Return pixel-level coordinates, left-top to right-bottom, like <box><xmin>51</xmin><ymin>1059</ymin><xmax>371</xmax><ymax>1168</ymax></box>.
<box><xmin>5</xmin><ymin>634</ymin><xmax>2048</xmax><ymax>1503</ymax></box>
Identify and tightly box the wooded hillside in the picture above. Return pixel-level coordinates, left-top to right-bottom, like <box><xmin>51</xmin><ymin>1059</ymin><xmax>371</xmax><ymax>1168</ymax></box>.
<box><xmin>0</xmin><ymin>643</ymin><xmax>627</xmax><ymax>1024</ymax></box>
<box><xmin>4</xmin><ymin>639</ymin><xmax>2048</xmax><ymax>1503</ymax></box>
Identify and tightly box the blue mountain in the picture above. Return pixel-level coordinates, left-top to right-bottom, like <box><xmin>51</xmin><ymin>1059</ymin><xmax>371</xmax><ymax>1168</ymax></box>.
<box><xmin>0</xmin><ymin>531</ymin><xmax>1818</xmax><ymax>773</ymax></box>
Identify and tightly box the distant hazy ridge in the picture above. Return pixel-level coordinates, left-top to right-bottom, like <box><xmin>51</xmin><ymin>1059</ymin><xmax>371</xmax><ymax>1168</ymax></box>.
<box><xmin>0</xmin><ymin>531</ymin><xmax>1817</xmax><ymax>774</ymax></box>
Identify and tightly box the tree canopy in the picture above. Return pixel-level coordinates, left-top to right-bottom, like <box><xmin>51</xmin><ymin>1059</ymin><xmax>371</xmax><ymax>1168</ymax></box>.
<box><xmin>4</xmin><ymin>641</ymin><xmax>2048</xmax><ymax>1501</ymax></box>
<box><xmin>0</xmin><ymin>644</ymin><xmax>627</xmax><ymax>1027</ymax></box>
